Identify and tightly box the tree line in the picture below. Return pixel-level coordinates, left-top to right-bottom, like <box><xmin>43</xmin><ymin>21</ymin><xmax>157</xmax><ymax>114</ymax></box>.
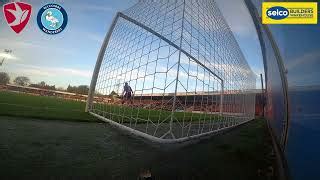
<box><xmin>0</xmin><ymin>72</ymin><xmax>89</xmax><ymax>95</ymax></box>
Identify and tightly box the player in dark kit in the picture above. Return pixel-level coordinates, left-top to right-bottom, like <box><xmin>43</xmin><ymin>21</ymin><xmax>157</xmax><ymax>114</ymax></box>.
<box><xmin>122</xmin><ymin>82</ymin><xmax>133</xmax><ymax>104</ymax></box>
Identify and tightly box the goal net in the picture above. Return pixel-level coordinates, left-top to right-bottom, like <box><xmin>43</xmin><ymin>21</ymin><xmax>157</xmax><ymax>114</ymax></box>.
<box><xmin>86</xmin><ymin>0</ymin><xmax>256</xmax><ymax>143</ymax></box>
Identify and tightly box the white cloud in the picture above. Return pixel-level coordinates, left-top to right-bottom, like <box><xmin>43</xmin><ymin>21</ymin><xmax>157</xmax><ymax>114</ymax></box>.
<box><xmin>215</xmin><ymin>0</ymin><xmax>257</xmax><ymax>38</ymax></box>
<box><xmin>7</xmin><ymin>63</ymin><xmax>92</xmax><ymax>79</ymax></box>
<box><xmin>84</xmin><ymin>5</ymin><xmax>114</xmax><ymax>12</ymax></box>
<box><xmin>74</xmin><ymin>3</ymin><xmax>115</xmax><ymax>13</ymax></box>
<box><xmin>58</xmin><ymin>67</ymin><xmax>92</xmax><ymax>78</ymax></box>
<box><xmin>87</xmin><ymin>32</ymin><xmax>104</xmax><ymax>43</ymax></box>
<box><xmin>0</xmin><ymin>37</ymin><xmax>77</xmax><ymax>56</ymax></box>
<box><xmin>286</xmin><ymin>51</ymin><xmax>320</xmax><ymax>70</ymax></box>
<box><xmin>0</xmin><ymin>53</ymin><xmax>19</xmax><ymax>60</ymax></box>
<box><xmin>19</xmin><ymin>68</ymin><xmax>55</xmax><ymax>77</ymax></box>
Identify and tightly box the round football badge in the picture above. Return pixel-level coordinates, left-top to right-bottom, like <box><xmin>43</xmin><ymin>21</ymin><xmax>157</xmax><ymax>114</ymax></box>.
<box><xmin>37</xmin><ymin>3</ymin><xmax>68</xmax><ymax>35</ymax></box>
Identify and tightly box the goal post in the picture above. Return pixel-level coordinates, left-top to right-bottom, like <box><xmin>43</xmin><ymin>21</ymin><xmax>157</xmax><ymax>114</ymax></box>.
<box><xmin>86</xmin><ymin>0</ymin><xmax>256</xmax><ymax>144</ymax></box>
<box><xmin>86</xmin><ymin>13</ymin><xmax>121</xmax><ymax>113</ymax></box>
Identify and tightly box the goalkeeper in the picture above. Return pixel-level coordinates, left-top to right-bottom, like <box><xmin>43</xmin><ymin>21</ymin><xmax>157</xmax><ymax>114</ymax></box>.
<box><xmin>122</xmin><ymin>82</ymin><xmax>133</xmax><ymax>104</ymax></box>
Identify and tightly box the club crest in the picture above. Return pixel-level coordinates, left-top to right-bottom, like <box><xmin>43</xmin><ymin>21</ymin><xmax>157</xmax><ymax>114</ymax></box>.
<box><xmin>3</xmin><ymin>2</ymin><xmax>32</xmax><ymax>34</ymax></box>
<box><xmin>37</xmin><ymin>3</ymin><xmax>68</xmax><ymax>35</ymax></box>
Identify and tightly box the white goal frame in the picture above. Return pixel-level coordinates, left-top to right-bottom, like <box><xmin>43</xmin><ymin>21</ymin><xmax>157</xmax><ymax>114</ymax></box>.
<box><xmin>86</xmin><ymin>0</ymin><xmax>256</xmax><ymax>144</ymax></box>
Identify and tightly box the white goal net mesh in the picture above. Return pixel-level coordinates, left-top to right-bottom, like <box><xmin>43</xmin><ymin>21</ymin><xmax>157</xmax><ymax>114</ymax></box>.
<box><xmin>87</xmin><ymin>0</ymin><xmax>256</xmax><ymax>143</ymax></box>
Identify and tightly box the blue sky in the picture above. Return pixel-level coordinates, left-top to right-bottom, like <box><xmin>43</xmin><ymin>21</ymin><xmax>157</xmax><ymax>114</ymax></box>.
<box><xmin>0</xmin><ymin>0</ymin><xmax>264</xmax><ymax>89</ymax></box>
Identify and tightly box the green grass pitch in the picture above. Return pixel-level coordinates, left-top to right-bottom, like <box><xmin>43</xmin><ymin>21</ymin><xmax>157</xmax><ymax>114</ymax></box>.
<box><xmin>0</xmin><ymin>91</ymin><xmax>96</xmax><ymax>122</ymax></box>
<box><xmin>93</xmin><ymin>103</ymin><xmax>226</xmax><ymax>124</ymax></box>
<box><xmin>0</xmin><ymin>91</ymin><xmax>227</xmax><ymax>123</ymax></box>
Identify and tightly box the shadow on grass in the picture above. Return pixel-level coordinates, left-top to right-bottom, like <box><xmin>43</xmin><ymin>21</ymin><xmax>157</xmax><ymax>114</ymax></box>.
<box><xmin>0</xmin><ymin>116</ymin><xmax>277</xmax><ymax>179</ymax></box>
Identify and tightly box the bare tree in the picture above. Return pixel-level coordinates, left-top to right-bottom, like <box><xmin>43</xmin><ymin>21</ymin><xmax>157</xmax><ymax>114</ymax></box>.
<box><xmin>77</xmin><ymin>85</ymin><xmax>89</xmax><ymax>95</ymax></box>
<box><xmin>14</xmin><ymin>76</ymin><xmax>30</xmax><ymax>86</ymax></box>
<box><xmin>67</xmin><ymin>85</ymin><xmax>89</xmax><ymax>95</ymax></box>
<box><xmin>0</xmin><ymin>72</ymin><xmax>10</xmax><ymax>85</ymax></box>
<box><xmin>39</xmin><ymin>81</ymin><xmax>46</xmax><ymax>87</ymax></box>
<box><xmin>0</xmin><ymin>58</ymin><xmax>4</xmax><ymax>66</ymax></box>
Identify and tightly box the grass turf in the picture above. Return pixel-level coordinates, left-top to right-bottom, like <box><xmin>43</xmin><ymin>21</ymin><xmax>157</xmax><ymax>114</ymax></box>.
<box><xmin>0</xmin><ymin>91</ymin><xmax>227</xmax><ymax>123</ymax></box>
<box><xmin>93</xmin><ymin>103</ymin><xmax>225</xmax><ymax>123</ymax></box>
<box><xmin>0</xmin><ymin>91</ymin><xmax>97</xmax><ymax>122</ymax></box>
<box><xmin>0</xmin><ymin>116</ymin><xmax>276</xmax><ymax>179</ymax></box>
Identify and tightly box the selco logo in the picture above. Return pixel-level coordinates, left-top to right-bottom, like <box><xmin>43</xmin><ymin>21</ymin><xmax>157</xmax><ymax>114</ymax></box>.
<box><xmin>266</xmin><ymin>6</ymin><xmax>289</xmax><ymax>20</ymax></box>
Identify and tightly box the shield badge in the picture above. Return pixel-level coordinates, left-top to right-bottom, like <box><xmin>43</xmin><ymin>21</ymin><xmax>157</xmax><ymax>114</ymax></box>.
<box><xmin>3</xmin><ymin>2</ymin><xmax>32</xmax><ymax>34</ymax></box>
